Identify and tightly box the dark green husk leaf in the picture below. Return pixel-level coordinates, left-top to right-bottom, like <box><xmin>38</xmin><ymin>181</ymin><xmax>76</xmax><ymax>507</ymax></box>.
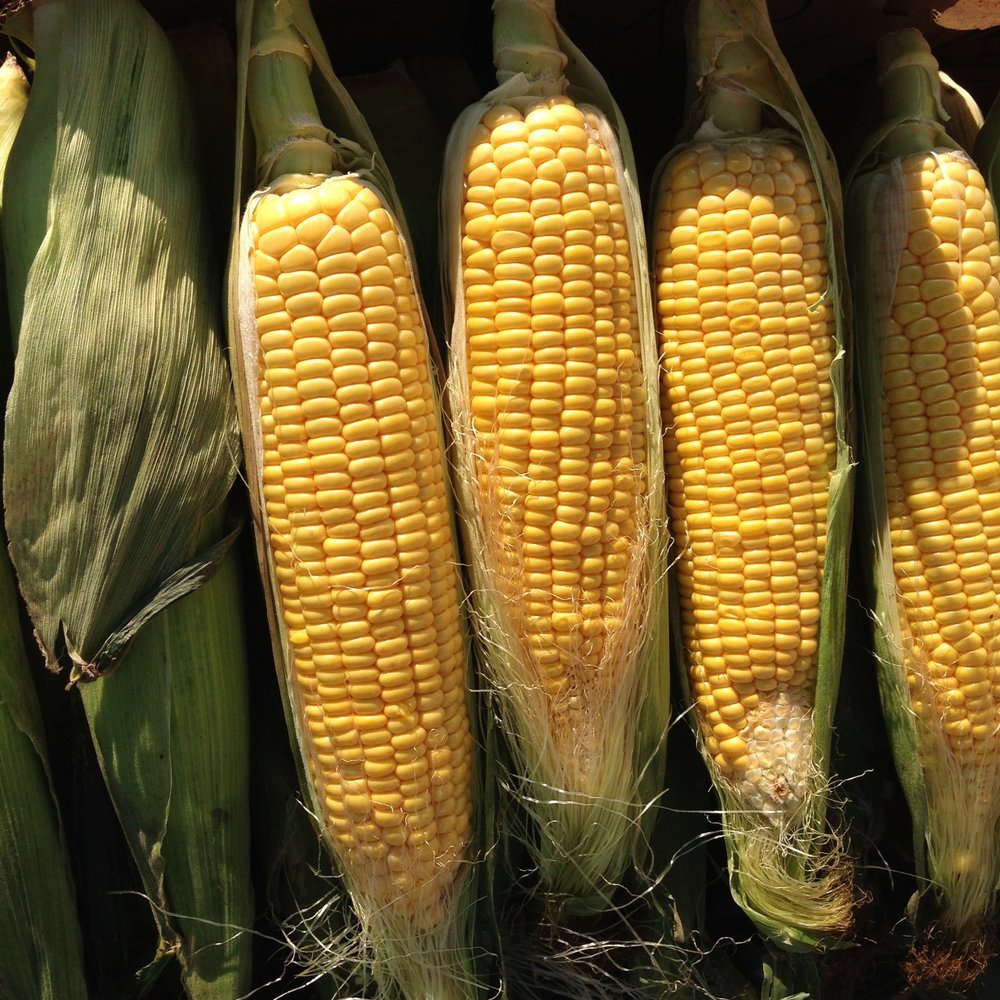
<box><xmin>0</xmin><ymin>51</ymin><xmax>88</xmax><ymax>1000</ymax></box>
<box><xmin>1</xmin><ymin>0</ymin><xmax>239</xmax><ymax>682</ymax></box>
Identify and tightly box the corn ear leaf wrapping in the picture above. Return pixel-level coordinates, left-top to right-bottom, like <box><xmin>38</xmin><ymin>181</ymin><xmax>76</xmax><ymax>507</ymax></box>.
<box><xmin>848</xmin><ymin>30</ymin><xmax>1000</xmax><ymax>948</ymax></box>
<box><xmin>2</xmin><ymin>0</ymin><xmax>240</xmax><ymax>681</ymax></box>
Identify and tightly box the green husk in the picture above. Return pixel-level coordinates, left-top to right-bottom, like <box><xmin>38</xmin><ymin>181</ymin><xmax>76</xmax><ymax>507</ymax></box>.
<box><xmin>0</xmin><ymin>2</ymin><xmax>255</xmax><ymax>993</ymax></box>
<box><xmin>228</xmin><ymin>3</ymin><xmax>480</xmax><ymax>998</ymax></box>
<box><xmin>1</xmin><ymin>0</ymin><xmax>239</xmax><ymax>682</ymax></box>
<box><xmin>0</xmin><ymin>541</ymin><xmax>89</xmax><ymax>1000</ymax></box>
<box><xmin>79</xmin><ymin>506</ymin><xmax>253</xmax><ymax>999</ymax></box>
<box><xmin>849</xmin><ymin>27</ymin><xmax>1000</xmax><ymax>958</ymax></box>
<box><xmin>974</xmin><ymin>86</ymin><xmax>1000</xmax><ymax>201</ymax></box>
<box><xmin>939</xmin><ymin>70</ymin><xmax>983</xmax><ymax>153</ymax></box>
<box><xmin>651</xmin><ymin>0</ymin><xmax>854</xmax><ymax>950</ymax></box>
<box><xmin>0</xmin><ymin>51</ymin><xmax>88</xmax><ymax>1000</ymax></box>
<box><xmin>440</xmin><ymin>0</ymin><xmax>670</xmax><ymax>916</ymax></box>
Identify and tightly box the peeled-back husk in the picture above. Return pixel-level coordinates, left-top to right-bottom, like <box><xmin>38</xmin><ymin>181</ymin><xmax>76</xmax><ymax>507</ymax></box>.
<box><xmin>1</xmin><ymin>0</ymin><xmax>240</xmax><ymax>682</ymax></box>
<box><xmin>440</xmin><ymin>0</ymin><xmax>670</xmax><ymax>915</ymax></box>
<box><xmin>651</xmin><ymin>0</ymin><xmax>854</xmax><ymax>951</ymax></box>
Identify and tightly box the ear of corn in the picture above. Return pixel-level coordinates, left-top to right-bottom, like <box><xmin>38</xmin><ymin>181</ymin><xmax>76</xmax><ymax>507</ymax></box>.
<box><xmin>442</xmin><ymin>0</ymin><xmax>669</xmax><ymax>912</ymax></box>
<box><xmin>0</xmin><ymin>3</ymin><xmax>255</xmax><ymax>993</ymax></box>
<box><xmin>653</xmin><ymin>0</ymin><xmax>854</xmax><ymax>949</ymax></box>
<box><xmin>0</xmin><ymin>52</ymin><xmax>88</xmax><ymax>1000</ymax></box>
<box><xmin>228</xmin><ymin>2</ymin><xmax>478</xmax><ymax>997</ymax></box>
<box><xmin>1</xmin><ymin>0</ymin><xmax>240</xmax><ymax>682</ymax></box>
<box><xmin>850</xmin><ymin>27</ymin><xmax>1000</xmax><ymax>958</ymax></box>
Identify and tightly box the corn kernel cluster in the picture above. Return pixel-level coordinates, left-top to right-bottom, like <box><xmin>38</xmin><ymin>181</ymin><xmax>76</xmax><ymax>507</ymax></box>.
<box><xmin>656</xmin><ymin>140</ymin><xmax>836</xmax><ymax>815</ymax></box>
<box><xmin>460</xmin><ymin>96</ymin><xmax>648</xmax><ymax>737</ymax></box>
<box><xmin>884</xmin><ymin>152</ymin><xmax>1000</xmax><ymax>761</ymax></box>
<box><xmin>251</xmin><ymin>176</ymin><xmax>473</xmax><ymax>923</ymax></box>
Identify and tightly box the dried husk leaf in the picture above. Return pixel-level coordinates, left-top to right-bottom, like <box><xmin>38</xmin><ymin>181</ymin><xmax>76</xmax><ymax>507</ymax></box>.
<box><xmin>440</xmin><ymin>0</ymin><xmax>670</xmax><ymax>915</ymax></box>
<box><xmin>1</xmin><ymin>0</ymin><xmax>239</xmax><ymax>682</ymax></box>
<box><xmin>849</xmin><ymin>27</ymin><xmax>1000</xmax><ymax>951</ymax></box>
<box><xmin>652</xmin><ymin>0</ymin><xmax>854</xmax><ymax>951</ymax></box>
<box><xmin>228</xmin><ymin>3</ymin><xmax>479</xmax><ymax>998</ymax></box>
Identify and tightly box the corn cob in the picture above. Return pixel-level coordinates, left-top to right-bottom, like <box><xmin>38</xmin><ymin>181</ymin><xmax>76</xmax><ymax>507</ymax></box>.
<box><xmin>653</xmin><ymin>0</ymin><xmax>852</xmax><ymax>947</ymax></box>
<box><xmin>2</xmin><ymin>0</ymin><xmax>239</xmax><ymax>682</ymax></box>
<box><xmin>229</xmin><ymin>2</ymin><xmax>476</xmax><ymax>996</ymax></box>
<box><xmin>443</xmin><ymin>0</ymin><xmax>668</xmax><ymax>910</ymax></box>
<box><xmin>851</xmin><ymin>28</ymin><xmax>1000</xmax><ymax>968</ymax></box>
<box><xmin>0</xmin><ymin>52</ymin><xmax>88</xmax><ymax>1000</ymax></box>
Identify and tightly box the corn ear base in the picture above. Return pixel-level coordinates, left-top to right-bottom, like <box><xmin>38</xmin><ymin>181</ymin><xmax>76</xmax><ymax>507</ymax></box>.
<box><xmin>653</xmin><ymin>0</ymin><xmax>854</xmax><ymax>950</ymax></box>
<box><xmin>228</xmin><ymin>4</ymin><xmax>480</xmax><ymax>998</ymax></box>
<box><xmin>441</xmin><ymin>0</ymin><xmax>669</xmax><ymax>914</ymax></box>
<box><xmin>1</xmin><ymin>0</ymin><xmax>239</xmax><ymax>681</ymax></box>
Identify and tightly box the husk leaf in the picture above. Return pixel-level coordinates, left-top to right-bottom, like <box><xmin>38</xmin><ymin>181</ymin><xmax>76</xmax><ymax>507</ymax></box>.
<box><xmin>974</xmin><ymin>88</ymin><xmax>1000</xmax><ymax>205</ymax></box>
<box><xmin>939</xmin><ymin>70</ymin><xmax>983</xmax><ymax>153</ymax></box>
<box><xmin>1</xmin><ymin>0</ymin><xmax>240</xmax><ymax>682</ymax></box>
<box><xmin>848</xmin><ymin>27</ymin><xmax>1000</xmax><ymax>947</ymax></box>
<box><xmin>80</xmin><ymin>508</ymin><xmax>254</xmax><ymax>999</ymax></box>
<box><xmin>0</xmin><ymin>539</ymin><xmax>88</xmax><ymax>1000</ymax></box>
<box><xmin>228</xmin><ymin>3</ymin><xmax>481</xmax><ymax>998</ymax></box>
<box><xmin>440</xmin><ymin>0</ymin><xmax>670</xmax><ymax>918</ymax></box>
<box><xmin>0</xmin><ymin>51</ymin><xmax>88</xmax><ymax>1000</ymax></box>
<box><xmin>652</xmin><ymin>0</ymin><xmax>855</xmax><ymax>950</ymax></box>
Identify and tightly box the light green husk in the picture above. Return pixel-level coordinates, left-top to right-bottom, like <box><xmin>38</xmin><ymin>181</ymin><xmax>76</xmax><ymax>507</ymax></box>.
<box><xmin>939</xmin><ymin>70</ymin><xmax>983</xmax><ymax>153</ymax></box>
<box><xmin>228</xmin><ymin>3</ymin><xmax>480</xmax><ymax>998</ymax></box>
<box><xmin>79</xmin><ymin>505</ymin><xmax>253</xmax><ymax>1000</ymax></box>
<box><xmin>441</xmin><ymin>0</ymin><xmax>670</xmax><ymax>914</ymax></box>
<box><xmin>651</xmin><ymin>0</ymin><xmax>854</xmax><ymax>950</ymax></box>
<box><xmin>974</xmin><ymin>86</ymin><xmax>1000</xmax><ymax>201</ymax></box>
<box><xmin>849</xmin><ymin>27</ymin><xmax>1000</xmax><ymax>947</ymax></box>
<box><xmin>1</xmin><ymin>0</ymin><xmax>239</xmax><ymax>683</ymax></box>
<box><xmin>0</xmin><ymin>54</ymin><xmax>89</xmax><ymax>1000</ymax></box>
